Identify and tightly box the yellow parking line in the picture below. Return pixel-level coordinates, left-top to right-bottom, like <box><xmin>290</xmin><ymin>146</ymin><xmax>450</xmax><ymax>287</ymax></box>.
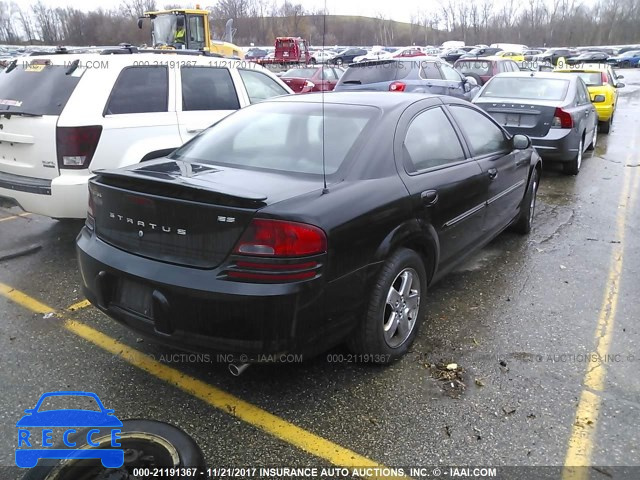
<box><xmin>0</xmin><ymin>213</ymin><xmax>31</xmax><ymax>222</ymax></box>
<box><xmin>67</xmin><ymin>299</ymin><xmax>92</xmax><ymax>311</ymax></box>
<box><xmin>562</xmin><ymin>165</ymin><xmax>638</xmax><ymax>479</ymax></box>
<box><xmin>0</xmin><ymin>282</ymin><xmax>410</xmax><ymax>480</ymax></box>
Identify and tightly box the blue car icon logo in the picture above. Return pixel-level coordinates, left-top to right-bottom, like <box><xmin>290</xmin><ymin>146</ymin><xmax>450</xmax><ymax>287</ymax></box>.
<box><xmin>16</xmin><ymin>391</ymin><xmax>123</xmax><ymax>468</ymax></box>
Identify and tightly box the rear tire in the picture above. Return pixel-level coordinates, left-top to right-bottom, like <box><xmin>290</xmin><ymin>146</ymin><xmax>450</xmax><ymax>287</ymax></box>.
<box><xmin>511</xmin><ymin>169</ymin><xmax>539</xmax><ymax>234</ymax></box>
<box><xmin>563</xmin><ymin>137</ymin><xmax>584</xmax><ymax>175</ymax></box>
<box><xmin>347</xmin><ymin>248</ymin><xmax>427</xmax><ymax>361</ymax></box>
<box><xmin>599</xmin><ymin>117</ymin><xmax>611</xmax><ymax>134</ymax></box>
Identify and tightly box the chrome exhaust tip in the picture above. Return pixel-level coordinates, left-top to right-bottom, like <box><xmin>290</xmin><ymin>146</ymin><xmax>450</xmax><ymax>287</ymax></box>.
<box><xmin>228</xmin><ymin>362</ymin><xmax>250</xmax><ymax>376</ymax></box>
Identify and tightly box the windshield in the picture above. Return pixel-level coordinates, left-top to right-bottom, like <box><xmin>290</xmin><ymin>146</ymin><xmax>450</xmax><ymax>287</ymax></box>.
<box><xmin>481</xmin><ymin>77</ymin><xmax>570</xmax><ymax>101</ymax></box>
<box><xmin>622</xmin><ymin>50</ymin><xmax>640</xmax><ymax>57</ymax></box>
<box><xmin>282</xmin><ymin>68</ymin><xmax>316</xmax><ymax>78</ymax></box>
<box><xmin>456</xmin><ymin>60</ymin><xmax>490</xmax><ymax>75</ymax></box>
<box><xmin>0</xmin><ymin>63</ymin><xmax>81</xmax><ymax>115</ymax></box>
<box><xmin>170</xmin><ymin>102</ymin><xmax>377</xmax><ymax>175</ymax></box>
<box><xmin>152</xmin><ymin>14</ymin><xmax>179</xmax><ymax>47</ymax></box>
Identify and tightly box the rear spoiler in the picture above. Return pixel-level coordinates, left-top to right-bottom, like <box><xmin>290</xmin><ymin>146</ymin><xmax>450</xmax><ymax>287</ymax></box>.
<box><xmin>93</xmin><ymin>166</ymin><xmax>268</xmax><ymax>208</ymax></box>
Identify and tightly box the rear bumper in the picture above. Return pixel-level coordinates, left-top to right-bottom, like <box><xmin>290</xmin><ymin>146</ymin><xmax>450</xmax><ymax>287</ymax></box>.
<box><xmin>529</xmin><ymin>128</ymin><xmax>580</xmax><ymax>162</ymax></box>
<box><xmin>0</xmin><ymin>170</ymin><xmax>91</xmax><ymax>218</ymax></box>
<box><xmin>76</xmin><ymin>228</ymin><xmax>363</xmax><ymax>359</ymax></box>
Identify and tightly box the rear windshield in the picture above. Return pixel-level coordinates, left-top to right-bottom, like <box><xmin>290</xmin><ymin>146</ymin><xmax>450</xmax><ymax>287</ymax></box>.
<box><xmin>456</xmin><ymin>60</ymin><xmax>490</xmax><ymax>76</ymax></box>
<box><xmin>170</xmin><ymin>102</ymin><xmax>377</xmax><ymax>175</ymax></box>
<box><xmin>560</xmin><ymin>71</ymin><xmax>602</xmax><ymax>86</ymax></box>
<box><xmin>339</xmin><ymin>61</ymin><xmax>410</xmax><ymax>85</ymax></box>
<box><xmin>282</xmin><ymin>68</ymin><xmax>316</xmax><ymax>78</ymax></box>
<box><xmin>0</xmin><ymin>63</ymin><xmax>81</xmax><ymax>115</ymax></box>
<box><xmin>481</xmin><ymin>77</ymin><xmax>570</xmax><ymax>101</ymax></box>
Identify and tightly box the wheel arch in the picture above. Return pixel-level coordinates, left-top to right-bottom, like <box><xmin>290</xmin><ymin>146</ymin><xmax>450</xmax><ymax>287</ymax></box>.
<box><xmin>372</xmin><ymin>219</ymin><xmax>439</xmax><ymax>284</ymax></box>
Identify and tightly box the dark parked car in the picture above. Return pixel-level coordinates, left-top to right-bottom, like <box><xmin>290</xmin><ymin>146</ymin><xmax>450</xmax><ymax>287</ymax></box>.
<box><xmin>327</xmin><ymin>47</ymin><xmax>367</xmax><ymax>66</ymax></box>
<box><xmin>76</xmin><ymin>92</ymin><xmax>541</xmax><ymax>362</ymax></box>
<box><xmin>334</xmin><ymin>58</ymin><xmax>480</xmax><ymax>100</ymax></box>
<box><xmin>473</xmin><ymin>72</ymin><xmax>598</xmax><ymax>175</ymax></box>
<box><xmin>453</xmin><ymin>56</ymin><xmax>520</xmax><ymax>85</ymax></box>
<box><xmin>532</xmin><ymin>48</ymin><xmax>578</xmax><ymax>66</ymax></box>
<box><xmin>566</xmin><ymin>51</ymin><xmax>609</xmax><ymax>65</ymax></box>
<box><xmin>607</xmin><ymin>50</ymin><xmax>640</xmax><ymax>68</ymax></box>
<box><xmin>439</xmin><ymin>48</ymin><xmax>468</xmax><ymax>63</ymax></box>
<box><xmin>616</xmin><ymin>46</ymin><xmax>640</xmax><ymax>55</ymax></box>
<box><xmin>458</xmin><ymin>47</ymin><xmax>503</xmax><ymax>59</ymax></box>
<box><xmin>245</xmin><ymin>48</ymin><xmax>268</xmax><ymax>60</ymax></box>
<box><xmin>280</xmin><ymin>66</ymin><xmax>345</xmax><ymax>93</ymax></box>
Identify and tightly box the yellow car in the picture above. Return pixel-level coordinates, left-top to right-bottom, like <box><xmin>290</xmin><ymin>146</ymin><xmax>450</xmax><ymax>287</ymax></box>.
<box><xmin>554</xmin><ymin>61</ymin><xmax>624</xmax><ymax>133</ymax></box>
<box><xmin>497</xmin><ymin>51</ymin><xmax>525</xmax><ymax>62</ymax></box>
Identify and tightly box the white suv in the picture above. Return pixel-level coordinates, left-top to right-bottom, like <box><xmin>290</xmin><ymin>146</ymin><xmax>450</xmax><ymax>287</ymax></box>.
<box><xmin>0</xmin><ymin>52</ymin><xmax>292</xmax><ymax>218</ymax></box>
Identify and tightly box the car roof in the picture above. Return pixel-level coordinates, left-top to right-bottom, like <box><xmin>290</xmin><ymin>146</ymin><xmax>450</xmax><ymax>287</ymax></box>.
<box><xmin>267</xmin><ymin>91</ymin><xmax>455</xmax><ymax>109</ymax></box>
<box><xmin>21</xmin><ymin>53</ymin><xmax>261</xmax><ymax>69</ymax></box>
<box><xmin>491</xmin><ymin>71</ymin><xmax>578</xmax><ymax>81</ymax></box>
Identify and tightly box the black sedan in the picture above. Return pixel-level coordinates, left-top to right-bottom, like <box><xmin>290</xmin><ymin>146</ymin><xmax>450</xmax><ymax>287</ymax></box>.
<box><xmin>566</xmin><ymin>51</ymin><xmax>609</xmax><ymax>65</ymax></box>
<box><xmin>473</xmin><ymin>72</ymin><xmax>597</xmax><ymax>175</ymax></box>
<box><xmin>76</xmin><ymin>93</ymin><xmax>541</xmax><ymax>363</ymax></box>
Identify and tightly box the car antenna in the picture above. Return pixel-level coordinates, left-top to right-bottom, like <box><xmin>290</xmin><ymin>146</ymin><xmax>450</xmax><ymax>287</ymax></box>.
<box><xmin>321</xmin><ymin>0</ymin><xmax>328</xmax><ymax>194</ymax></box>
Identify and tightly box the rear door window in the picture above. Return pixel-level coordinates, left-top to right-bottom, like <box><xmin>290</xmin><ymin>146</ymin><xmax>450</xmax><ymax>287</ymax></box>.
<box><xmin>0</xmin><ymin>63</ymin><xmax>81</xmax><ymax>116</ymax></box>
<box><xmin>106</xmin><ymin>66</ymin><xmax>168</xmax><ymax>114</ymax></box>
<box><xmin>420</xmin><ymin>62</ymin><xmax>442</xmax><ymax>79</ymax></box>
<box><xmin>403</xmin><ymin>107</ymin><xmax>465</xmax><ymax>172</ymax></box>
<box><xmin>238</xmin><ymin>69</ymin><xmax>289</xmax><ymax>104</ymax></box>
<box><xmin>181</xmin><ymin>67</ymin><xmax>240</xmax><ymax>111</ymax></box>
<box><xmin>449</xmin><ymin>105</ymin><xmax>510</xmax><ymax>157</ymax></box>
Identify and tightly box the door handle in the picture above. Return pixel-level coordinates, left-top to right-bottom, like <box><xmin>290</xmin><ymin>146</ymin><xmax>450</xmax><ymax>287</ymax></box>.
<box><xmin>488</xmin><ymin>168</ymin><xmax>498</xmax><ymax>179</ymax></box>
<box><xmin>421</xmin><ymin>190</ymin><xmax>438</xmax><ymax>206</ymax></box>
<box><xmin>186</xmin><ymin>127</ymin><xmax>204</xmax><ymax>133</ymax></box>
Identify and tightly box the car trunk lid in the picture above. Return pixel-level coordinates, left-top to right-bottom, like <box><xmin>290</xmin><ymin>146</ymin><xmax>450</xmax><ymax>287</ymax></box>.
<box><xmin>476</xmin><ymin>100</ymin><xmax>559</xmax><ymax>137</ymax></box>
<box><xmin>91</xmin><ymin>159</ymin><xmax>323</xmax><ymax>269</ymax></box>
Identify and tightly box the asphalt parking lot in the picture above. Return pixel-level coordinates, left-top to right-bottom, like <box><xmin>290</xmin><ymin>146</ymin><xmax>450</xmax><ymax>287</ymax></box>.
<box><xmin>1</xmin><ymin>71</ymin><xmax>640</xmax><ymax>480</ymax></box>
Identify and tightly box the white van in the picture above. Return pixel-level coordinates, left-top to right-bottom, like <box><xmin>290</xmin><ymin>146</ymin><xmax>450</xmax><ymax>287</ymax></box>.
<box><xmin>0</xmin><ymin>51</ymin><xmax>292</xmax><ymax>218</ymax></box>
<box><xmin>490</xmin><ymin>43</ymin><xmax>528</xmax><ymax>53</ymax></box>
<box><xmin>442</xmin><ymin>41</ymin><xmax>465</xmax><ymax>49</ymax></box>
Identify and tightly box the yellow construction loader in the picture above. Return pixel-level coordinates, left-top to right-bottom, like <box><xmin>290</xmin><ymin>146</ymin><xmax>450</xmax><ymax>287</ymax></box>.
<box><xmin>138</xmin><ymin>8</ymin><xmax>245</xmax><ymax>59</ymax></box>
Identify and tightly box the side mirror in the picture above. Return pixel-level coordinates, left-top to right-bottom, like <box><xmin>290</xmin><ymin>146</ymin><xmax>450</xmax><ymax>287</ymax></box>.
<box><xmin>617</xmin><ymin>74</ymin><xmax>624</xmax><ymax>79</ymax></box>
<box><xmin>465</xmin><ymin>76</ymin><xmax>478</xmax><ymax>87</ymax></box>
<box><xmin>592</xmin><ymin>94</ymin><xmax>606</xmax><ymax>102</ymax></box>
<box><xmin>137</xmin><ymin>18</ymin><xmax>143</xmax><ymax>29</ymax></box>
<box><xmin>615</xmin><ymin>82</ymin><xmax>625</xmax><ymax>88</ymax></box>
<box><xmin>513</xmin><ymin>134</ymin><xmax>531</xmax><ymax>150</ymax></box>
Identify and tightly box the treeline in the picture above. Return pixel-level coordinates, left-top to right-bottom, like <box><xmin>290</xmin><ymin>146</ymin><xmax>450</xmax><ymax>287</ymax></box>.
<box><xmin>2</xmin><ymin>0</ymin><xmax>640</xmax><ymax>47</ymax></box>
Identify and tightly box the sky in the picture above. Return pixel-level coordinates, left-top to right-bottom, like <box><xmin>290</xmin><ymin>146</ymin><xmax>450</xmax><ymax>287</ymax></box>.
<box><xmin>28</xmin><ymin>0</ymin><xmax>441</xmax><ymax>24</ymax></box>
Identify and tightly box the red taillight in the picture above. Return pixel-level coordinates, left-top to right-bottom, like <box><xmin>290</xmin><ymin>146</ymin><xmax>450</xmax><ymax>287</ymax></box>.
<box><xmin>233</xmin><ymin>219</ymin><xmax>327</xmax><ymax>257</ymax></box>
<box><xmin>552</xmin><ymin>107</ymin><xmax>573</xmax><ymax>128</ymax></box>
<box><xmin>601</xmin><ymin>72</ymin><xmax>608</xmax><ymax>84</ymax></box>
<box><xmin>56</xmin><ymin>126</ymin><xmax>102</xmax><ymax>169</ymax></box>
<box><xmin>389</xmin><ymin>81</ymin><xmax>406</xmax><ymax>92</ymax></box>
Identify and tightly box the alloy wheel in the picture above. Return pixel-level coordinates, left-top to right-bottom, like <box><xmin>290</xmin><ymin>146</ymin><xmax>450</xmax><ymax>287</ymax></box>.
<box><xmin>383</xmin><ymin>268</ymin><xmax>421</xmax><ymax>348</ymax></box>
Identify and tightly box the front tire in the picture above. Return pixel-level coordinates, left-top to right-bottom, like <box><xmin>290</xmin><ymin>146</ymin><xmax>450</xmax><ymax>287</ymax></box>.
<box><xmin>511</xmin><ymin>169</ymin><xmax>539</xmax><ymax>234</ymax></box>
<box><xmin>335</xmin><ymin>58</ymin><xmax>343</xmax><ymax>66</ymax></box>
<box><xmin>348</xmin><ymin>248</ymin><xmax>427</xmax><ymax>361</ymax></box>
<box><xmin>563</xmin><ymin>137</ymin><xmax>584</xmax><ymax>175</ymax></box>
